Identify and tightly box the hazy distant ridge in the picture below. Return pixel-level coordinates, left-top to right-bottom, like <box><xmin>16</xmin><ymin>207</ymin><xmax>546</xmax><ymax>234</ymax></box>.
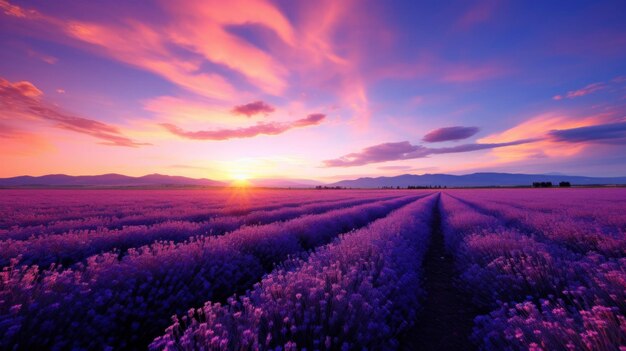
<box><xmin>0</xmin><ymin>174</ymin><xmax>225</xmax><ymax>187</ymax></box>
<box><xmin>329</xmin><ymin>172</ymin><xmax>626</xmax><ymax>188</ymax></box>
<box><xmin>1</xmin><ymin>172</ymin><xmax>625</xmax><ymax>188</ymax></box>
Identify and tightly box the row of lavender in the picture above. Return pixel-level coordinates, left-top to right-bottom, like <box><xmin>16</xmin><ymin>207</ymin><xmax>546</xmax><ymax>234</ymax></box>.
<box><xmin>454</xmin><ymin>189</ymin><xmax>626</xmax><ymax>257</ymax></box>
<box><xmin>0</xmin><ymin>189</ymin><xmax>393</xmax><ymax>238</ymax></box>
<box><xmin>0</xmin><ymin>189</ymin><xmax>330</xmax><ymax>230</ymax></box>
<box><xmin>0</xmin><ymin>194</ymin><xmax>401</xmax><ymax>268</ymax></box>
<box><xmin>440</xmin><ymin>191</ymin><xmax>626</xmax><ymax>350</ymax></box>
<box><xmin>150</xmin><ymin>194</ymin><xmax>437</xmax><ymax>350</ymax></box>
<box><xmin>0</xmin><ymin>192</ymin><xmax>426</xmax><ymax>350</ymax></box>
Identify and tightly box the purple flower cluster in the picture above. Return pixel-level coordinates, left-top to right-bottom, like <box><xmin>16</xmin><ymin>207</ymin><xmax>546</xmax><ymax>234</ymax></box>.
<box><xmin>0</xmin><ymin>191</ymin><xmax>422</xmax><ymax>350</ymax></box>
<box><xmin>440</xmin><ymin>191</ymin><xmax>626</xmax><ymax>350</ymax></box>
<box><xmin>475</xmin><ymin>301</ymin><xmax>626</xmax><ymax>350</ymax></box>
<box><xmin>150</xmin><ymin>194</ymin><xmax>437</xmax><ymax>350</ymax></box>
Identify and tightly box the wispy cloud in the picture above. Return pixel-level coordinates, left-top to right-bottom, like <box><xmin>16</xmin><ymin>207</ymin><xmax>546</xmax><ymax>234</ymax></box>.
<box><xmin>162</xmin><ymin>113</ymin><xmax>326</xmax><ymax>140</ymax></box>
<box><xmin>0</xmin><ymin>0</ymin><xmax>32</xmax><ymax>18</ymax></box>
<box><xmin>323</xmin><ymin>138</ymin><xmax>536</xmax><ymax>167</ymax></box>
<box><xmin>553</xmin><ymin>82</ymin><xmax>606</xmax><ymax>100</ymax></box>
<box><xmin>26</xmin><ymin>48</ymin><xmax>57</xmax><ymax>64</ymax></box>
<box><xmin>478</xmin><ymin>112</ymin><xmax>625</xmax><ymax>163</ymax></box>
<box><xmin>0</xmin><ymin>77</ymin><xmax>147</xmax><ymax>147</ymax></box>
<box><xmin>231</xmin><ymin>100</ymin><xmax>275</xmax><ymax>117</ymax></box>
<box><xmin>454</xmin><ymin>0</ymin><xmax>499</xmax><ymax>31</ymax></box>
<box><xmin>423</xmin><ymin>126</ymin><xmax>479</xmax><ymax>142</ymax></box>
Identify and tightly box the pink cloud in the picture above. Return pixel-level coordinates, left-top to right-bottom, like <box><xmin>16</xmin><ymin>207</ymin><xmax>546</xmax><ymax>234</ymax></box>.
<box><xmin>0</xmin><ymin>77</ymin><xmax>148</xmax><ymax>147</ymax></box>
<box><xmin>1</xmin><ymin>0</ymin><xmax>379</xmax><ymax>128</ymax></box>
<box><xmin>1</xmin><ymin>0</ymin><xmax>370</xmax><ymax>107</ymax></box>
<box><xmin>0</xmin><ymin>0</ymin><xmax>31</xmax><ymax>18</ymax></box>
<box><xmin>64</xmin><ymin>20</ymin><xmax>238</xmax><ymax>100</ymax></box>
<box><xmin>231</xmin><ymin>100</ymin><xmax>275</xmax><ymax>117</ymax></box>
<box><xmin>553</xmin><ymin>82</ymin><xmax>606</xmax><ymax>100</ymax></box>
<box><xmin>161</xmin><ymin>0</ymin><xmax>294</xmax><ymax>95</ymax></box>
<box><xmin>161</xmin><ymin>113</ymin><xmax>326</xmax><ymax>140</ymax></box>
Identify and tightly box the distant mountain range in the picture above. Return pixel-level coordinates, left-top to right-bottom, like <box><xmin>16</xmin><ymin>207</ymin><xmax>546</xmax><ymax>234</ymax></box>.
<box><xmin>329</xmin><ymin>172</ymin><xmax>626</xmax><ymax>188</ymax></box>
<box><xmin>0</xmin><ymin>173</ymin><xmax>323</xmax><ymax>188</ymax></box>
<box><xmin>0</xmin><ymin>172</ymin><xmax>625</xmax><ymax>188</ymax></box>
<box><xmin>0</xmin><ymin>174</ymin><xmax>226</xmax><ymax>188</ymax></box>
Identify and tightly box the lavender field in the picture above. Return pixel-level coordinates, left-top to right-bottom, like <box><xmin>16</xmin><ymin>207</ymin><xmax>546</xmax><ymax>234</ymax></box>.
<box><xmin>1</xmin><ymin>188</ymin><xmax>625</xmax><ymax>350</ymax></box>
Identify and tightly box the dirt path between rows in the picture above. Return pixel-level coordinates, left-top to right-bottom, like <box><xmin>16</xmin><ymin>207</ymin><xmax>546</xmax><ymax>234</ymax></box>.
<box><xmin>400</xmin><ymin>194</ymin><xmax>480</xmax><ymax>350</ymax></box>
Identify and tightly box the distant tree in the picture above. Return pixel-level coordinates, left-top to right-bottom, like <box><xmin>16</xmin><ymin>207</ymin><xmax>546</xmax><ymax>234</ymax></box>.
<box><xmin>532</xmin><ymin>181</ymin><xmax>553</xmax><ymax>188</ymax></box>
<box><xmin>559</xmin><ymin>181</ymin><xmax>571</xmax><ymax>187</ymax></box>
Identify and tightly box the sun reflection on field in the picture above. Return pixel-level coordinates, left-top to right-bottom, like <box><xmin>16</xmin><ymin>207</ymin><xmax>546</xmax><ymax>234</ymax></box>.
<box><xmin>225</xmin><ymin>177</ymin><xmax>254</xmax><ymax>209</ymax></box>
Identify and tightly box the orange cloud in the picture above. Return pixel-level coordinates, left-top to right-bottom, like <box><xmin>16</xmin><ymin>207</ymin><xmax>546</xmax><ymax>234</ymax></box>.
<box><xmin>64</xmin><ymin>20</ymin><xmax>237</xmax><ymax>100</ymax></box>
<box><xmin>162</xmin><ymin>0</ymin><xmax>294</xmax><ymax>95</ymax></box>
<box><xmin>1</xmin><ymin>0</ymin><xmax>376</xmax><ymax>130</ymax></box>
<box><xmin>479</xmin><ymin>113</ymin><xmax>608</xmax><ymax>160</ymax></box>
<box><xmin>161</xmin><ymin>113</ymin><xmax>326</xmax><ymax>140</ymax></box>
<box><xmin>0</xmin><ymin>0</ymin><xmax>32</xmax><ymax>18</ymax></box>
<box><xmin>0</xmin><ymin>77</ymin><xmax>148</xmax><ymax>147</ymax></box>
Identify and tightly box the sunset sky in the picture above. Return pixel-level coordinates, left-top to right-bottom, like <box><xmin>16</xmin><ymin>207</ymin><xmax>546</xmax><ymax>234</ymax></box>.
<box><xmin>1</xmin><ymin>0</ymin><xmax>626</xmax><ymax>181</ymax></box>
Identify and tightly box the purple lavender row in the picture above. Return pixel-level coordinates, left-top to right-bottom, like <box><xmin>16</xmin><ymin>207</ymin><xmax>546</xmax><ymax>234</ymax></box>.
<box><xmin>0</xmin><ymin>189</ymin><xmax>402</xmax><ymax>230</ymax></box>
<box><xmin>439</xmin><ymin>193</ymin><xmax>626</xmax><ymax>350</ymax></box>
<box><xmin>0</xmin><ymin>189</ymin><xmax>237</xmax><ymax>229</ymax></box>
<box><xmin>150</xmin><ymin>194</ymin><xmax>437</xmax><ymax>351</ymax></box>
<box><xmin>1</xmin><ymin>191</ymin><xmax>373</xmax><ymax>240</ymax></box>
<box><xmin>448</xmin><ymin>190</ymin><xmax>626</xmax><ymax>257</ymax></box>
<box><xmin>442</xmin><ymin>193</ymin><xmax>625</xmax><ymax>311</ymax></box>
<box><xmin>0</xmin><ymin>194</ymin><xmax>423</xmax><ymax>350</ymax></box>
<box><xmin>0</xmin><ymin>195</ymin><xmax>399</xmax><ymax>268</ymax></box>
<box><xmin>453</xmin><ymin>188</ymin><xmax>626</xmax><ymax>231</ymax></box>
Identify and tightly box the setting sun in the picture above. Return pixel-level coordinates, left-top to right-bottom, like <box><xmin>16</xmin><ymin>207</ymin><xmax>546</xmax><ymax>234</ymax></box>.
<box><xmin>230</xmin><ymin>173</ymin><xmax>251</xmax><ymax>187</ymax></box>
<box><xmin>232</xmin><ymin>173</ymin><xmax>249</xmax><ymax>181</ymax></box>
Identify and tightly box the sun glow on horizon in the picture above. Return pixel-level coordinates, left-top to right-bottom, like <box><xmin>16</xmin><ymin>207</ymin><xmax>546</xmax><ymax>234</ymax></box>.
<box><xmin>232</xmin><ymin>173</ymin><xmax>250</xmax><ymax>181</ymax></box>
<box><xmin>229</xmin><ymin>172</ymin><xmax>252</xmax><ymax>188</ymax></box>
